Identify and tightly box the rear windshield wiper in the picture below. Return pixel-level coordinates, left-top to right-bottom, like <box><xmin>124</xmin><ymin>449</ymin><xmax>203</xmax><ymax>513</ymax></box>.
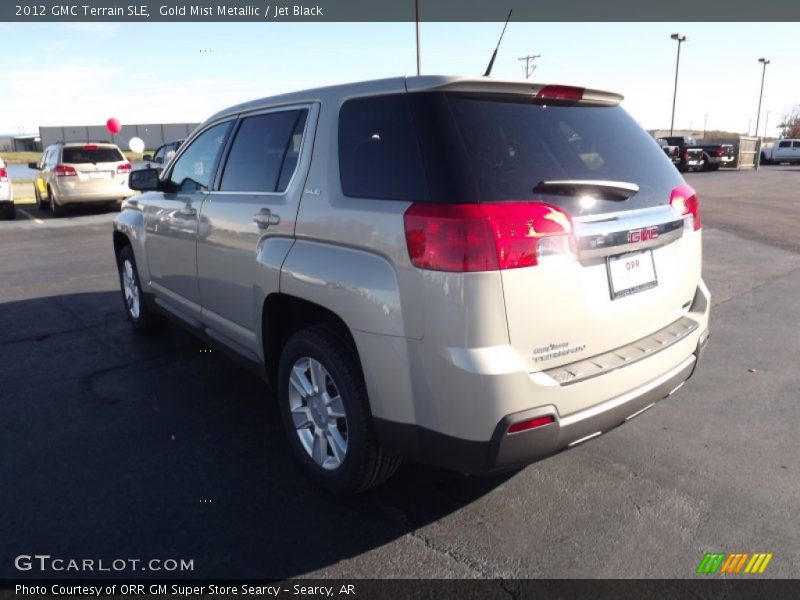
<box><xmin>534</xmin><ymin>179</ymin><xmax>639</xmax><ymax>201</ymax></box>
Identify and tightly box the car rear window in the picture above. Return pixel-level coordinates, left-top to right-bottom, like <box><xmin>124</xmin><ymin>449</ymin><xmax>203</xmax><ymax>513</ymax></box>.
<box><xmin>62</xmin><ymin>146</ymin><xmax>124</xmax><ymax>164</ymax></box>
<box><xmin>339</xmin><ymin>92</ymin><xmax>683</xmax><ymax>214</ymax></box>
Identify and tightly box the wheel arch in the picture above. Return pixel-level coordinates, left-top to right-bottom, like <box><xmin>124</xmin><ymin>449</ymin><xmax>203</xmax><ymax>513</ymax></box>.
<box><xmin>261</xmin><ymin>293</ymin><xmax>359</xmax><ymax>388</ymax></box>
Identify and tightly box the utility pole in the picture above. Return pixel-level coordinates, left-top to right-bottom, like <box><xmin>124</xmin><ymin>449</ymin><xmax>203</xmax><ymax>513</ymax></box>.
<box><xmin>703</xmin><ymin>114</ymin><xmax>708</xmax><ymax>138</ymax></box>
<box><xmin>518</xmin><ymin>54</ymin><xmax>541</xmax><ymax>79</ymax></box>
<box><xmin>415</xmin><ymin>0</ymin><xmax>421</xmax><ymax>76</ymax></box>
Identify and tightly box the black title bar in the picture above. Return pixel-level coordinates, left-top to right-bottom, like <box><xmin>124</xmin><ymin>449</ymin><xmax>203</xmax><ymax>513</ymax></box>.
<box><xmin>4</xmin><ymin>0</ymin><xmax>800</xmax><ymax>22</ymax></box>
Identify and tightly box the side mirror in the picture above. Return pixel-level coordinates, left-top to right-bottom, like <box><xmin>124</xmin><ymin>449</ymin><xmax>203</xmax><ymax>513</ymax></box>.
<box><xmin>142</xmin><ymin>154</ymin><xmax>153</xmax><ymax>161</ymax></box>
<box><xmin>28</xmin><ymin>162</ymin><xmax>39</xmax><ymax>169</ymax></box>
<box><xmin>129</xmin><ymin>168</ymin><xmax>161</xmax><ymax>192</ymax></box>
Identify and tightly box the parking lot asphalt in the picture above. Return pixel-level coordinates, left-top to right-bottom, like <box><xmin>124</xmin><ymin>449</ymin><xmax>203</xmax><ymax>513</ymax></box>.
<box><xmin>1</xmin><ymin>167</ymin><xmax>799</xmax><ymax>579</ymax></box>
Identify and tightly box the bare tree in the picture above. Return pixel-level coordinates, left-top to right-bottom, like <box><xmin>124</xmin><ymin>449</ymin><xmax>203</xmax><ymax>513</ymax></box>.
<box><xmin>779</xmin><ymin>105</ymin><xmax>800</xmax><ymax>138</ymax></box>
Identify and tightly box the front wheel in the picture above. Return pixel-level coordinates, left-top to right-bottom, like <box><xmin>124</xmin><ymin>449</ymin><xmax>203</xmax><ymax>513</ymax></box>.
<box><xmin>277</xmin><ymin>324</ymin><xmax>400</xmax><ymax>495</ymax></box>
<box><xmin>116</xmin><ymin>245</ymin><xmax>164</xmax><ymax>333</ymax></box>
<box><xmin>35</xmin><ymin>186</ymin><xmax>48</xmax><ymax>210</ymax></box>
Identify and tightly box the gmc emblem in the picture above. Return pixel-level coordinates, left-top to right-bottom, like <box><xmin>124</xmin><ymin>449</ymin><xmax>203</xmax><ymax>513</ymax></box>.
<box><xmin>627</xmin><ymin>226</ymin><xmax>659</xmax><ymax>243</ymax></box>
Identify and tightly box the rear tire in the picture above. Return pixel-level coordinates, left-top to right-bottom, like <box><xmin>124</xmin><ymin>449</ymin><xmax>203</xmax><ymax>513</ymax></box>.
<box><xmin>277</xmin><ymin>324</ymin><xmax>400</xmax><ymax>495</ymax></box>
<box><xmin>49</xmin><ymin>188</ymin><xmax>65</xmax><ymax>217</ymax></box>
<box><xmin>0</xmin><ymin>203</ymin><xmax>14</xmax><ymax>220</ymax></box>
<box><xmin>116</xmin><ymin>245</ymin><xmax>165</xmax><ymax>333</ymax></box>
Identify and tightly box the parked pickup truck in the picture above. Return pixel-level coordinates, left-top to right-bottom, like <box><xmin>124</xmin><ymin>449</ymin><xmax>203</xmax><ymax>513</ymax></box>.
<box><xmin>658</xmin><ymin>137</ymin><xmax>704</xmax><ymax>172</ymax></box>
<box><xmin>761</xmin><ymin>139</ymin><xmax>800</xmax><ymax>165</ymax></box>
<box><xmin>657</xmin><ymin>138</ymin><xmax>680</xmax><ymax>167</ymax></box>
<box><xmin>660</xmin><ymin>136</ymin><xmax>735</xmax><ymax>171</ymax></box>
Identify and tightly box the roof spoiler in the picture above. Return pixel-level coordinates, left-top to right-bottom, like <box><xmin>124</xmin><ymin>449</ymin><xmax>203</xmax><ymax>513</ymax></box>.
<box><xmin>405</xmin><ymin>76</ymin><xmax>623</xmax><ymax>106</ymax></box>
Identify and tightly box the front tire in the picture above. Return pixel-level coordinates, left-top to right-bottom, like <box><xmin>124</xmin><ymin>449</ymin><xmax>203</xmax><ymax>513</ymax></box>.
<box><xmin>35</xmin><ymin>186</ymin><xmax>48</xmax><ymax>210</ymax></box>
<box><xmin>116</xmin><ymin>245</ymin><xmax>164</xmax><ymax>333</ymax></box>
<box><xmin>277</xmin><ymin>324</ymin><xmax>400</xmax><ymax>495</ymax></box>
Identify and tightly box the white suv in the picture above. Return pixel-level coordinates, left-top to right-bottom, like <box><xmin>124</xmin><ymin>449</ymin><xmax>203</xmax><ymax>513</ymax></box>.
<box><xmin>31</xmin><ymin>142</ymin><xmax>132</xmax><ymax>216</ymax></box>
<box><xmin>115</xmin><ymin>76</ymin><xmax>710</xmax><ymax>494</ymax></box>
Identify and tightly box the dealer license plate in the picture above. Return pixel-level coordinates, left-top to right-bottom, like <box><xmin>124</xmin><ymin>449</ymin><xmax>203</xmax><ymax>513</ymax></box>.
<box><xmin>607</xmin><ymin>250</ymin><xmax>657</xmax><ymax>299</ymax></box>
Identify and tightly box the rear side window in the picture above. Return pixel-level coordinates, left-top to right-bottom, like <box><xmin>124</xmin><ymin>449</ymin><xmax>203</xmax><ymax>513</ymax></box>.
<box><xmin>338</xmin><ymin>95</ymin><xmax>429</xmax><ymax>201</ymax></box>
<box><xmin>778</xmin><ymin>141</ymin><xmax>791</xmax><ymax>148</ymax></box>
<box><xmin>793</xmin><ymin>141</ymin><xmax>800</xmax><ymax>148</ymax></box>
<box><xmin>62</xmin><ymin>146</ymin><xmax>123</xmax><ymax>164</ymax></box>
<box><xmin>220</xmin><ymin>109</ymin><xmax>307</xmax><ymax>193</ymax></box>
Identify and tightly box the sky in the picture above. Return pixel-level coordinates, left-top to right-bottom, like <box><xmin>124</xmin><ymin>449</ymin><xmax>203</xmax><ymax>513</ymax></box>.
<box><xmin>0</xmin><ymin>21</ymin><xmax>798</xmax><ymax>138</ymax></box>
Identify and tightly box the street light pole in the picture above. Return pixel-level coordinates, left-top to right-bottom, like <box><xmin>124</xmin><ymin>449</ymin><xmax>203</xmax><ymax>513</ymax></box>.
<box><xmin>703</xmin><ymin>114</ymin><xmax>708</xmax><ymax>138</ymax></box>
<box><xmin>764</xmin><ymin>110</ymin><xmax>771</xmax><ymax>139</ymax></box>
<box><xmin>754</xmin><ymin>58</ymin><xmax>770</xmax><ymax>137</ymax></box>
<box><xmin>669</xmin><ymin>33</ymin><xmax>687</xmax><ymax>136</ymax></box>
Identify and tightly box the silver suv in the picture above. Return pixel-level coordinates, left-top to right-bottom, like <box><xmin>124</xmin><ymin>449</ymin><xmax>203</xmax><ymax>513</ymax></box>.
<box><xmin>114</xmin><ymin>76</ymin><xmax>710</xmax><ymax>495</ymax></box>
<box><xmin>31</xmin><ymin>142</ymin><xmax>132</xmax><ymax>216</ymax></box>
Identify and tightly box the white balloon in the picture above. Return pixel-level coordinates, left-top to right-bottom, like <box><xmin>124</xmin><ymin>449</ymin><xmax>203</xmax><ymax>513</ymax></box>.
<box><xmin>128</xmin><ymin>137</ymin><xmax>145</xmax><ymax>153</ymax></box>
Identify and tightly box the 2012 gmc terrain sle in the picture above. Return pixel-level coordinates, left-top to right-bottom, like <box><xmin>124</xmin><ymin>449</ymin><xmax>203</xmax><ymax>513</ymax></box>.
<box><xmin>113</xmin><ymin>76</ymin><xmax>710</xmax><ymax>494</ymax></box>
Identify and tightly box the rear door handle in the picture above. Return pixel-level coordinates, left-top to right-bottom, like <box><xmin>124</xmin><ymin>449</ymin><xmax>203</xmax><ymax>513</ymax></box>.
<box><xmin>253</xmin><ymin>208</ymin><xmax>280</xmax><ymax>228</ymax></box>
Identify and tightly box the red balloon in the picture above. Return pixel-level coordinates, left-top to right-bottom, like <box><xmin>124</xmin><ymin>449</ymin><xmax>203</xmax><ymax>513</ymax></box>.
<box><xmin>106</xmin><ymin>118</ymin><xmax>122</xmax><ymax>134</ymax></box>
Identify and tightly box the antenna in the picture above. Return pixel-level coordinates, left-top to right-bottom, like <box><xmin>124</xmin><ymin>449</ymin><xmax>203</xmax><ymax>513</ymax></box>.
<box><xmin>483</xmin><ymin>9</ymin><xmax>512</xmax><ymax>77</ymax></box>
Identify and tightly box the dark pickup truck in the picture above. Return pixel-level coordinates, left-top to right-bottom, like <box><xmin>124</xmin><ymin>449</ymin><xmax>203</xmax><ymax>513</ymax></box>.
<box><xmin>660</xmin><ymin>136</ymin><xmax>735</xmax><ymax>171</ymax></box>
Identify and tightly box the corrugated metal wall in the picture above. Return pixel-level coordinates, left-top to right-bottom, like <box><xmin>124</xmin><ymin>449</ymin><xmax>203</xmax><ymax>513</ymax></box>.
<box><xmin>39</xmin><ymin>123</ymin><xmax>200</xmax><ymax>151</ymax></box>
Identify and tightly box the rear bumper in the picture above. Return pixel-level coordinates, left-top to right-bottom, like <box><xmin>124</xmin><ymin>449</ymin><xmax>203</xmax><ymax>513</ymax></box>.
<box><xmin>375</xmin><ymin>329</ymin><xmax>709</xmax><ymax>474</ymax></box>
<box><xmin>55</xmin><ymin>182</ymin><xmax>131</xmax><ymax>203</ymax></box>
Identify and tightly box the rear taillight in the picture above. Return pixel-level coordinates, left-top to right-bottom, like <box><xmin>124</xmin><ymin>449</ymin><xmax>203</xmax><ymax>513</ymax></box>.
<box><xmin>507</xmin><ymin>415</ymin><xmax>555</xmax><ymax>434</ymax></box>
<box><xmin>536</xmin><ymin>85</ymin><xmax>584</xmax><ymax>102</ymax></box>
<box><xmin>715</xmin><ymin>147</ymin><xmax>724</xmax><ymax>157</ymax></box>
<box><xmin>83</xmin><ymin>144</ymin><xmax>98</xmax><ymax>150</ymax></box>
<box><xmin>54</xmin><ymin>164</ymin><xmax>77</xmax><ymax>177</ymax></box>
<box><xmin>681</xmin><ymin>150</ymin><xmax>689</xmax><ymax>161</ymax></box>
<box><xmin>404</xmin><ymin>202</ymin><xmax>573</xmax><ymax>273</ymax></box>
<box><xmin>0</xmin><ymin>167</ymin><xmax>7</xmax><ymax>182</ymax></box>
<box><xmin>117</xmin><ymin>163</ymin><xmax>132</xmax><ymax>174</ymax></box>
<box><xmin>670</xmin><ymin>184</ymin><xmax>701</xmax><ymax>231</ymax></box>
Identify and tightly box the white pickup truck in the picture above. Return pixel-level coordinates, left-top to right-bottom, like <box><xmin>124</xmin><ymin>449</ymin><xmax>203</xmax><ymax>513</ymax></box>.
<box><xmin>761</xmin><ymin>139</ymin><xmax>800</xmax><ymax>165</ymax></box>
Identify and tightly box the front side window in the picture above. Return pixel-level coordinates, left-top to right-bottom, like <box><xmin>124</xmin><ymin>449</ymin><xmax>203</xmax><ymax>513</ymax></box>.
<box><xmin>793</xmin><ymin>141</ymin><xmax>800</xmax><ymax>148</ymax></box>
<box><xmin>168</xmin><ymin>122</ymin><xmax>231</xmax><ymax>192</ymax></box>
<box><xmin>219</xmin><ymin>109</ymin><xmax>307</xmax><ymax>193</ymax></box>
<box><xmin>778</xmin><ymin>141</ymin><xmax>791</xmax><ymax>148</ymax></box>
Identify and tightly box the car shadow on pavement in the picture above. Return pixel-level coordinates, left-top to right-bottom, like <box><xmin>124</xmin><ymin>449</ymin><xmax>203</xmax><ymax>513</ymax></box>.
<box><xmin>0</xmin><ymin>291</ymin><xmax>514</xmax><ymax>579</ymax></box>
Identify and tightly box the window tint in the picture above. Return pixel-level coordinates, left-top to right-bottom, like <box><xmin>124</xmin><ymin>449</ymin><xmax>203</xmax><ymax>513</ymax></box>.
<box><xmin>220</xmin><ymin>110</ymin><xmax>306</xmax><ymax>193</ymax></box>
<box><xmin>338</xmin><ymin>95</ymin><xmax>429</xmax><ymax>201</ymax></box>
<box><xmin>778</xmin><ymin>141</ymin><xmax>791</xmax><ymax>148</ymax></box>
<box><xmin>409</xmin><ymin>93</ymin><xmax>683</xmax><ymax>213</ymax></box>
<box><xmin>62</xmin><ymin>146</ymin><xmax>123</xmax><ymax>164</ymax></box>
<box><xmin>276</xmin><ymin>112</ymin><xmax>308</xmax><ymax>192</ymax></box>
<box><xmin>169</xmin><ymin>122</ymin><xmax>231</xmax><ymax>192</ymax></box>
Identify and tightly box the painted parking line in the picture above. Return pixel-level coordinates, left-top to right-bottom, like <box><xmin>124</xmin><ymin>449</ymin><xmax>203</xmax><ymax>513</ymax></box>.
<box><xmin>17</xmin><ymin>208</ymin><xmax>44</xmax><ymax>224</ymax></box>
